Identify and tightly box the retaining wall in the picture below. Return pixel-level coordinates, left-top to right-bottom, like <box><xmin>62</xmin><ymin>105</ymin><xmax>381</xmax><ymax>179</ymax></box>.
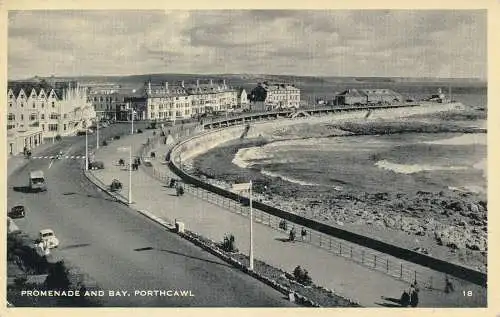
<box><xmin>168</xmin><ymin>102</ymin><xmax>486</xmax><ymax>286</ymax></box>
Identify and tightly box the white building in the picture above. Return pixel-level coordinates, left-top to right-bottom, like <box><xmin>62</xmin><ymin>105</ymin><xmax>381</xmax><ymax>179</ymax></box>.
<box><xmin>144</xmin><ymin>79</ymin><xmax>238</xmax><ymax>121</ymax></box>
<box><xmin>7</xmin><ymin>80</ymin><xmax>96</xmax><ymax>138</ymax></box>
<box><xmin>249</xmin><ymin>82</ymin><xmax>301</xmax><ymax>111</ymax></box>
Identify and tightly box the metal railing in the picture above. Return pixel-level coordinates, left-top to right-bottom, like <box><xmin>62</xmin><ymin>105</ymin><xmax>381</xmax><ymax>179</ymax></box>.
<box><xmin>139</xmin><ymin>110</ymin><xmax>486</xmax><ymax>306</ymax></box>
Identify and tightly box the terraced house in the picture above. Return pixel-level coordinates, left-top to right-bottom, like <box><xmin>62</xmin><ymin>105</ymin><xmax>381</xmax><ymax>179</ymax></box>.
<box><xmin>7</xmin><ymin>79</ymin><xmax>96</xmax><ymax>140</ymax></box>
<box><xmin>143</xmin><ymin>79</ymin><xmax>238</xmax><ymax>121</ymax></box>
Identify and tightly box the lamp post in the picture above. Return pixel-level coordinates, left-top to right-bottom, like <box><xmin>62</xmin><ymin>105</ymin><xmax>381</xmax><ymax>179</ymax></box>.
<box><xmin>118</xmin><ymin>146</ymin><xmax>132</xmax><ymax>204</ymax></box>
<box><xmin>130</xmin><ymin>106</ymin><xmax>135</xmax><ymax>135</ymax></box>
<box><xmin>232</xmin><ymin>181</ymin><xmax>254</xmax><ymax>271</ymax></box>
<box><xmin>96</xmin><ymin>118</ymin><xmax>99</xmax><ymax>149</ymax></box>
<box><xmin>85</xmin><ymin>128</ymin><xmax>88</xmax><ymax>171</ymax></box>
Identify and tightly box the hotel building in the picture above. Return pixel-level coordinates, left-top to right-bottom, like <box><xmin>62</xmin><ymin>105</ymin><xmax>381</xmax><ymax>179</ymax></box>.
<box><xmin>6</xmin><ymin>79</ymin><xmax>96</xmax><ymax>154</ymax></box>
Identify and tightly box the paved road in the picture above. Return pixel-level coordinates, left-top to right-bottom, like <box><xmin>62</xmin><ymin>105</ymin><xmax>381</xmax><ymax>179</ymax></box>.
<box><xmin>7</xmin><ymin>123</ymin><xmax>296</xmax><ymax>307</ymax></box>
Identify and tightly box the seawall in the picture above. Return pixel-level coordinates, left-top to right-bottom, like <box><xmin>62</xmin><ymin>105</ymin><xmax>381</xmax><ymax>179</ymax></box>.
<box><xmin>168</xmin><ymin>102</ymin><xmax>487</xmax><ymax>286</ymax></box>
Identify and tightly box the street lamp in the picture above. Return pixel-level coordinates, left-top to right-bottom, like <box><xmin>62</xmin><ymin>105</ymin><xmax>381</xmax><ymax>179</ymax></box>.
<box><xmin>130</xmin><ymin>104</ymin><xmax>136</xmax><ymax>135</ymax></box>
<box><xmin>232</xmin><ymin>181</ymin><xmax>254</xmax><ymax>271</ymax></box>
<box><xmin>118</xmin><ymin>146</ymin><xmax>132</xmax><ymax>204</ymax></box>
<box><xmin>85</xmin><ymin>128</ymin><xmax>88</xmax><ymax>171</ymax></box>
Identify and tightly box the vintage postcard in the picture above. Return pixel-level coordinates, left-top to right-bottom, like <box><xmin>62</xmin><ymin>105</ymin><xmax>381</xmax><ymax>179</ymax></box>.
<box><xmin>1</xmin><ymin>1</ymin><xmax>498</xmax><ymax>317</ymax></box>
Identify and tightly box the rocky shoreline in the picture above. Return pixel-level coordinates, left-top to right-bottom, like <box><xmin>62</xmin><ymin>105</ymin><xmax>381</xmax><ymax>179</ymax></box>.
<box><xmin>189</xmin><ymin>108</ymin><xmax>487</xmax><ymax>272</ymax></box>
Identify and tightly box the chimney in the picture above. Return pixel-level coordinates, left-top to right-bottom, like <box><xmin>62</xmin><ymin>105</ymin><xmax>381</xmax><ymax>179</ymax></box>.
<box><xmin>196</xmin><ymin>79</ymin><xmax>199</xmax><ymax>87</ymax></box>
<box><xmin>181</xmin><ymin>80</ymin><xmax>185</xmax><ymax>88</ymax></box>
<box><xmin>210</xmin><ymin>79</ymin><xmax>213</xmax><ymax>86</ymax></box>
<box><xmin>147</xmin><ymin>81</ymin><xmax>152</xmax><ymax>94</ymax></box>
<box><xmin>165</xmin><ymin>81</ymin><xmax>169</xmax><ymax>91</ymax></box>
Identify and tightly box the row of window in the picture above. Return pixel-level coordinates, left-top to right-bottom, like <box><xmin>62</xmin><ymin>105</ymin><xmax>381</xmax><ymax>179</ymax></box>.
<box><xmin>8</xmin><ymin>113</ymin><xmax>62</xmax><ymax>121</ymax></box>
<box><xmin>9</xmin><ymin>101</ymin><xmax>56</xmax><ymax>108</ymax></box>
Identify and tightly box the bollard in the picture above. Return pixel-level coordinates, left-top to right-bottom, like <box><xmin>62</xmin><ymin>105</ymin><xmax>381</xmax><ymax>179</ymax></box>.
<box><xmin>387</xmin><ymin>259</ymin><xmax>389</xmax><ymax>273</ymax></box>
<box><xmin>350</xmin><ymin>246</ymin><xmax>353</xmax><ymax>258</ymax></box>
<box><xmin>374</xmin><ymin>255</ymin><xmax>377</xmax><ymax>268</ymax></box>
<box><xmin>400</xmin><ymin>263</ymin><xmax>403</xmax><ymax>278</ymax></box>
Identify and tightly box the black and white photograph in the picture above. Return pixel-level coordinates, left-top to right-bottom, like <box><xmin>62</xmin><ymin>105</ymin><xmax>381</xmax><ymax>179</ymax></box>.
<box><xmin>3</xmin><ymin>5</ymin><xmax>492</xmax><ymax>311</ymax></box>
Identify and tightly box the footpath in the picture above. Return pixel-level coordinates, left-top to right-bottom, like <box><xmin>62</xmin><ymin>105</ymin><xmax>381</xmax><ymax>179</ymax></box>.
<box><xmin>88</xmin><ymin>128</ymin><xmax>485</xmax><ymax>307</ymax></box>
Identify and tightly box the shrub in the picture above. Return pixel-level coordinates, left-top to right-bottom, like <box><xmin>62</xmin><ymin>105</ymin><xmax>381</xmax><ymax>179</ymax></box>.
<box><xmin>219</xmin><ymin>233</ymin><xmax>238</xmax><ymax>253</ymax></box>
<box><xmin>45</xmin><ymin>261</ymin><xmax>71</xmax><ymax>290</ymax></box>
<box><xmin>55</xmin><ymin>134</ymin><xmax>62</xmax><ymax>141</ymax></box>
<box><xmin>292</xmin><ymin>265</ymin><xmax>312</xmax><ymax>286</ymax></box>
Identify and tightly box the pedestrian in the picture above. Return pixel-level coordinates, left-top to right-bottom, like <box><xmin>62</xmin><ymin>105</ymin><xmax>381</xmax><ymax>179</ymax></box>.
<box><xmin>409</xmin><ymin>289</ymin><xmax>419</xmax><ymax>307</ymax></box>
<box><xmin>289</xmin><ymin>228</ymin><xmax>296</xmax><ymax>242</ymax></box>
<box><xmin>445</xmin><ymin>275</ymin><xmax>454</xmax><ymax>293</ymax></box>
<box><xmin>400</xmin><ymin>290</ymin><xmax>410</xmax><ymax>307</ymax></box>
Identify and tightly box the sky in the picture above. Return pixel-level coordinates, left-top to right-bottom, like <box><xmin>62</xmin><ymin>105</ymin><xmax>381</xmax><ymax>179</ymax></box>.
<box><xmin>8</xmin><ymin>10</ymin><xmax>487</xmax><ymax>80</ymax></box>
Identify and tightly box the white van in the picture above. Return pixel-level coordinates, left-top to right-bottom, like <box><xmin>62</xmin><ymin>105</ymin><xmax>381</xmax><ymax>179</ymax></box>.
<box><xmin>29</xmin><ymin>170</ymin><xmax>47</xmax><ymax>192</ymax></box>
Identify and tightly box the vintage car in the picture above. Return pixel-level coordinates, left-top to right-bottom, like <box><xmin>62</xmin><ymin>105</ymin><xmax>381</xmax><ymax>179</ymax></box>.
<box><xmin>39</xmin><ymin>229</ymin><xmax>59</xmax><ymax>249</ymax></box>
<box><xmin>8</xmin><ymin>205</ymin><xmax>26</xmax><ymax>219</ymax></box>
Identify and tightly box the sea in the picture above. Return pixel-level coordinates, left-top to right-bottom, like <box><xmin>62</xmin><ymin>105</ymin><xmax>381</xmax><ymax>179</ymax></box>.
<box><xmin>231</xmin><ymin>92</ymin><xmax>487</xmax><ymax>196</ymax></box>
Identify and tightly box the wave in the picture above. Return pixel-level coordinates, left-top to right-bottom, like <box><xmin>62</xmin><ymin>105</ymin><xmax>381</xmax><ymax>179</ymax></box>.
<box><xmin>375</xmin><ymin>160</ymin><xmax>468</xmax><ymax>174</ymax></box>
<box><xmin>260</xmin><ymin>169</ymin><xmax>322</xmax><ymax>187</ymax></box>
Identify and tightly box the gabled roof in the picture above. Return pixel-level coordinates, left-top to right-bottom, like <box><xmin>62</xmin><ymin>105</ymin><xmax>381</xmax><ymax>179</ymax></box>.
<box><xmin>8</xmin><ymin>81</ymin><xmax>54</xmax><ymax>99</ymax></box>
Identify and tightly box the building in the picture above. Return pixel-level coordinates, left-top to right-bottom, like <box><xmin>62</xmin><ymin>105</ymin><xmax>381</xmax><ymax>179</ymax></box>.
<box><xmin>335</xmin><ymin>89</ymin><xmax>368</xmax><ymax>105</ymax></box>
<box><xmin>87</xmin><ymin>87</ymin><xmax>131</xmax><ymax>121</ymax></box>
<box><xmin>236</xmin><ymin>88</ymin><xmax>249</xmax><ymax>109</ymax></box>
<box><xmin>334</xmin><ymin>88</ymin><xmax>402</xmax><ymax>106</ymax></box>
<box><xmin>143</xmin><ymin>79</ymin><xmax>238</xmax><ymax>121</ymax></box>
<box><xmin>7</xmin><ymin>79</ymin><xmax>96</xmax><ymax>138</ymax></box>
<box><xmin>249</xmin><ymin>82</ymin><xmax>300</xmax><ymax>111</ymax></box>
<box><xmin>361</xmin><ymin>89</ymin><xmax>402</xmax><ymax>104</ymax></box>
<box><xmin>7</xmin><ymin>127</ymin><xmax>44</xmax><ymax>155</ymax></box>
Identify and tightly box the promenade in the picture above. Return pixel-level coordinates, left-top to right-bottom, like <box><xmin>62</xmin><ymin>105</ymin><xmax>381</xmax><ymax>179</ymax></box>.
<box><xmin>89</xmin><ymin>126</ymin><xmax>485</xmax><ymax>307</ymax></box>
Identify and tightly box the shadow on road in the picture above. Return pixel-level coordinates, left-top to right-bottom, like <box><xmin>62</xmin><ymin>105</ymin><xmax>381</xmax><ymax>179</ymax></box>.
<box><xmin>61</xmin><ymin>191</ymin><xmax>117</xmax><ymax>203</ymax></box>
<box><xmin>59</xmin><ymin>243</ymin><xmax>92</xmax><ymax>250</ymax></box>
<box><xmin>275</xmin><ymin>238</ymin><xmax>293</xmax><ymax>243</ymax></box>
<box><xmin>375</xmin><ymin>296</ymin><xmax>403</xmax><ymax>307</ymax></box>
<box><xmin>375</xmin><ymin>302</ymin><xmax>402</xmax><ymax>307</ymax></box>
<box><xmin>13</xmin><ymin>186</ymin><xmax>39</xmax><ymax>194</ymax></box>
<box><xmin>157</xmin><ymin>248</ymin><xmax>234</xmax><ymax>268</ymax></box>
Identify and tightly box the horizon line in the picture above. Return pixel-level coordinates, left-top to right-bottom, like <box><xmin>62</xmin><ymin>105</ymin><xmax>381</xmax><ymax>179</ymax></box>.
<box><xmin>7</xmin><ymin>72</ymin><xmax>487</xmax><ymax>82</ymax></box>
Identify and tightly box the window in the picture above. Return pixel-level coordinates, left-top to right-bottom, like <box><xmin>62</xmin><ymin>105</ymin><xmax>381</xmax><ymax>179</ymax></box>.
<box><xmin>48</xmin><ymin>124</ymin><xmax>58</xmax><ymax>131</ymax></box>
<box><xmin>8</xmin><ymin>113</ymin><xmax>15</xmax><ymax>121</ymax></box>
<box><xmin>64</xmin><ymin>114</ymin><xmax>67</xmax><ymax>119</ymax></box>
<box><xmin>7</xmin><ymin>124</ymin><xmax>15</xmax><ymax>130</ymax></box>
<box><xmin>21</xmin><ymin>103</ymin><xmax>24</xmax><ymax>107</ymax></box>
<box><xmin>42</xmin><ymin>124</ymin><xmax>45</xmax><ymax>131</ymax></box>
<box><xmin>33</xmin><ymin>102</ymin><xmax>36</xmax><ymax>108</ymax></box>
<box><xmin>9</xmin><ymin>103</ymin><xmax>12</xmax><ymax>107</ymax></box>
<box><xmin>50</xmin><ymin>113</ymin><xmax>59</xmax><ymax>120</ymax></box>
<box><xmin>52</xmin><ymin>102</ymin><xmax>55</xmax><ymax>108</ymax></box>
<box><xmin>21</xmin><ymin>114</ymin><xmax>24</xmax><ymax>120</ymax></box>
<box><xmin>64</xmin><ymin>124</ymin><xmax>67</xmax><ymax>131</ymax></box>
<box><xmin>30</xmin><ymin>113</ymin><xmax>37</xmax><ymax>121</ymax></box>
<box><xmin>41</xmin><ymin>114</ymin><xmax>45</xmax><ymax>119</ymax></box>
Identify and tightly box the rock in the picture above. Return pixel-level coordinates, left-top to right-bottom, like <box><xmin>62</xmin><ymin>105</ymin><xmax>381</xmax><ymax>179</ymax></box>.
<box><xmin>469</xmin><ymin>203</ymin><xmax>479</xmax><ymax>213</ymax></box>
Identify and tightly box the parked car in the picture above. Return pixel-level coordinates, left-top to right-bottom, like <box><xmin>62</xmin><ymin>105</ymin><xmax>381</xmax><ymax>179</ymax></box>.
<box><xmin>39</xmin><ymin>229</ymin><xmax>59</xmax><ymax>248</ymax></box>
<box><xmin>88</xmin><ymin>161</ymin><xmax>105</xmax><ymax>170</ymax></box>
<box><xmin>8</xmin><ymin>205</ymin><xmax>26</xmax><ymax>219</ymax></box>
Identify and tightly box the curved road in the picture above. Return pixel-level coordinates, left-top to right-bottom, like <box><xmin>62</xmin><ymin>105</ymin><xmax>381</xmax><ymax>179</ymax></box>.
<box><xmin>8</xmin><ymin>123</ymin><xmax>296</xmax><ymax>307</ymax></box>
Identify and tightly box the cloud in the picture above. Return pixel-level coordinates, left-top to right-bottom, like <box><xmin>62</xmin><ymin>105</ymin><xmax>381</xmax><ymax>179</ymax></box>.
<box><xmin>8</xmin><ymin>10</ymin><xmax>487</xmax><ymax>79</ymax></box>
